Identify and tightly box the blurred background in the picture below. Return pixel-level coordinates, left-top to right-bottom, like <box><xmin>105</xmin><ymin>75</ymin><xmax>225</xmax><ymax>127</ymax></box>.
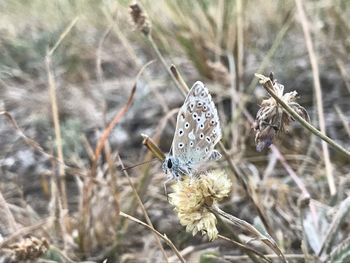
<box><xmin>0</xmin><ymin>0</ymin><xmax>350</xmax><ymax>262</ymax></box>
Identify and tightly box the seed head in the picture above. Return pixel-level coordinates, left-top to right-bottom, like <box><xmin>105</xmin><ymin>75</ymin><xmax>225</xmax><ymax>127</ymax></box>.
<box><xmin>129</xmin><ymin>3</ymin><xmax>151</xmax><ymax>36</ymax></box>
<box><xmin>254</xmin><ymin>74</ymin><xmax>309</xmax><ymax>151</ymax></box>
<box><xmin>169</xmin><ymin>170</ymin><xmax>231</xmax><ymax>240</ymax></box>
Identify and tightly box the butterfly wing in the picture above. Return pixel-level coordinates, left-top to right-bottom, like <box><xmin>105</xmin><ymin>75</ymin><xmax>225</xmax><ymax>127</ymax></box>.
<box><xmin>171</xmin><ymin>81</ymin><xmax>222</xmax><ymax>170</ymax></box>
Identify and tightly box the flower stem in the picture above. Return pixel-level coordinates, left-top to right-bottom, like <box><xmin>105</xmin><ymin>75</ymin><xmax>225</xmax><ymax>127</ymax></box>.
<box><xmin>210</xmin><ymin>205</ymin><xmax>287</xmax><ymax>263</ymax></box>
<box><xmin>255</xmin><ymin>73</ymin><xmax>350</xmax><ymax>160</ymax></box>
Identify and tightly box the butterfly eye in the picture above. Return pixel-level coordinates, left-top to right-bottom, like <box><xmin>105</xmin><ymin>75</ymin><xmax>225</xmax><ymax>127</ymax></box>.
<box><xmin>197</xmin><ymin>101</ymin><xmax>203</xmax><ymax>107</ymax></box>
<box><xmin>167</xmin><ymin>159</ymin><xmax>173</xmax><ymax>169</ymax></box>
<box><xmin>205</xmin><ymin>112</ymin><xmax>211</xmax><ymax>118</ymax></box>
<box><xmin>190</xmin><ymin>141</ymin><xmax>194</xmax><ymax>147</ymax></box>
<box><xmin>178</xmin><ymin>143</ymin><xmax>184</xmax><ymax>149</ymax></box>
<box><xmin>205</xmin><ymin>147</ymin><xmax>209</xmax><ymax>153</ymax></box>
<box><xmin>199</xmin><ymin>133</ymin><xmax>204</xmax><ymax>139</ymax></box>
<box><xmin>206</xmin><ymin>136</ymin><xmax>211</xmax><ymax>143</ymax></box>
<box><xmin>197</xmin><ymin>118</ymin><xmax>201</xmax><ymax>122</ymax></box>
<box><xmin>210</xmin><ymin>120</ymin><xmax>216</xmax><ymax>126</ymax></box>
<box><xmin>200</xmin><ymin>124</ymin><xmax>204</xmax><ymax>129</ymax></box>
<box><xmin>202</xmin><ymin>105</ymin><xmax>208</xmax><ymax>111</ymax></box>
<box><xmin>200</xmin><ymin>92</ymin><xmax>206</xmax><ymax>97</ymax></box>
<box><xmin>185</xmin><ymin>122</ymin><xmax>190</xmax><ymax>129</ymax></box>
<box><xmin>192</xmin><ymin>112</ymin><xmax>198</xmax><ymax>119</ymax></box>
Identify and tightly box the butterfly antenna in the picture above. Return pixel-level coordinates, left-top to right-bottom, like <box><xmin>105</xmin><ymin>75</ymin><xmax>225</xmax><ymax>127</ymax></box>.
<box><xmin>121</xmin><ymin>158</ymin><xmax>158</xmax><ymax>171</ymax></box>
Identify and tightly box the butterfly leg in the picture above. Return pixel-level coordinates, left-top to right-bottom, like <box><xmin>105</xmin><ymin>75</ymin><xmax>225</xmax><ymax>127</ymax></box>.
<box><xmin>209</xmin><ymin>150</ymin><xmax>222</xmax><ymax>161</ymax></box>
<box><xmin>163</xmin><ymin>175</ymin><xmax>173</xmax><ymax>200</ymax></box>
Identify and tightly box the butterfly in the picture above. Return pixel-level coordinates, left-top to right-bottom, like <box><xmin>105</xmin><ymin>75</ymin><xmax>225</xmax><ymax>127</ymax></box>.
<box><xmin>162</xmin><ymin>81</ymin><xmax>222</xmax><ymax>180</ymax></box>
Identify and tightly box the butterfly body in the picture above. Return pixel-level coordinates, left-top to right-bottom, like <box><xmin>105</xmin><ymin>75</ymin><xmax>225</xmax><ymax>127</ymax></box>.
<box><xmin>162</xmin><ymin>81</ymin><xmax>222</xmax><ymax>180</ymax></box>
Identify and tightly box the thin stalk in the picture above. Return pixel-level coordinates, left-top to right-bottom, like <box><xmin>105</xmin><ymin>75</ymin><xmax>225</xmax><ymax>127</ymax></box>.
<box><xmin>120</xmin><ymin>211</ymin><xmax>186</xmax><ymax>263</ymax></box>
<box><xmin>210</xmin><ymin>205</ymin><xmax>287</xmax><ymax>263</ymax></box>
<box><xmin>147</xmin><ymin>35</ymin><xmax>185</xmax><ymax>96</ymax></box>
<box><xmin>117</xmin><ymin>154</ymin><xmax>169</xmax><ymax>262</ymax></box>
<box><xmin>294</xmin><ymin>0</ymin><xmax>335</xmax><ymax>195</ymax></box>
<box><xmin>218</xmin><ymin>234</ymin><xmax>271</xmax><ymax>263</ymax></box>
<box><xmin>255</xmin><ymin>73</ymin><xmax>350</xmax><ymax>159</ymax></box>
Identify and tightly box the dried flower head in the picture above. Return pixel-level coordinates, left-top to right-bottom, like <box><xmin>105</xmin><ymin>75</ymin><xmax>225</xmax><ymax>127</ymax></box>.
<box><xmin>169</xmin><ymin>170</ymin><xmax>231</xmax><ymax>240</ymax></box>
<box><xmin>129</xmin><ymin>3</ymin><xmax>151</xmax><ymax>36</ymax></box>
<box><xmin>7</xmin><ymin>236</ymin><xmax>49</xmax><ymax>261</ymax></box>
<box><xmin>254</xmin><ymin>73</ymin><xmax>309</xmax><ymax>151</ymax></box>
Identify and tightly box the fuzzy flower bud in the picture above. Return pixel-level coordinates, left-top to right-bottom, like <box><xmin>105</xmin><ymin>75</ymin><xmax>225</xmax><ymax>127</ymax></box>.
<box><xmin>169</xmin><ymin>170</ymin><xmax>232</xmax><ymax>241</ymax></box>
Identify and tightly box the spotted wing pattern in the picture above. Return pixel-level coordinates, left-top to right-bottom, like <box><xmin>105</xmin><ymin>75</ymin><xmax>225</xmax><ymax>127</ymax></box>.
<box><xmin>171</xmin><ymin>81</ymin><xmax>222</xmax><ymax>172</ymax></box>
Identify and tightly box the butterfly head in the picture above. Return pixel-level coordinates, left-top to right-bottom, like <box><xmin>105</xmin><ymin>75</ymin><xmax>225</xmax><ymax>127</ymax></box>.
<box><xmin>162</xmin><ymin>155</ymin><xmax>181</xmax><ymax>180</ymax></box>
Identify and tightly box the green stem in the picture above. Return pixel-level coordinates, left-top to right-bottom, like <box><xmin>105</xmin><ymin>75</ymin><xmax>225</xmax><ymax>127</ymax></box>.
<box><xmin>255</xmin><ymin>73</ymin><xmax>350</xmax><ymax>159</ymax></box>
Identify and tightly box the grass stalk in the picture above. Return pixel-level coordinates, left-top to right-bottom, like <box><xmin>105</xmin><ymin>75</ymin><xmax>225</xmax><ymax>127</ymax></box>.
<box><xmin>146</xmin><ymin>35</ymin><xmax>185</xmax><ymax>96</ymax></box>
<box><xmin>294</xmin><ymin>0</ymin><xmax>336</xmax><ymax>195</ymax></box>
<box><xmin>120</xmin><ymin>211</ymin><xmax>186</xmax><ymax>263</ymax></box>
<box><xmin>218</xmin><ymin>234</ymin><xmax>271</xmax><ymax>263</ymax></box>
<box><xmin>117</xmin><ymin>154</ymin><xmax>169</xmax><ymax>262</ymax></box>
<box><xmin>210</xmin><ymin>205</ymin><xmax>286</xmax><ymax>263</ymax></box>
<box><xmin>45</xmin><ymin>17</ymin><xmax>79</xmax><ymax>235</ymax></box>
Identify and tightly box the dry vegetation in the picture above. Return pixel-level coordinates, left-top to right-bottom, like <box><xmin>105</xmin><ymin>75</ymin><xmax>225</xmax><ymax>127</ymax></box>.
<box><xmin>0</xmin><ymin>0</ymin><xmax>350</xmax><ymax>262</ymax></box>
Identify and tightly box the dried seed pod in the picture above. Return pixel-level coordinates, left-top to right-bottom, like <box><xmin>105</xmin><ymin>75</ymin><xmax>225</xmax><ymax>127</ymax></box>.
<box><xmin>129</xmin><ymin>3</ymin><xmax>151</xmax><ymax>36</ymax></box>
<box><xmin>254</xmin><ymin>75</ymin><xmax>310</xmax><ymax>151</ymax></box>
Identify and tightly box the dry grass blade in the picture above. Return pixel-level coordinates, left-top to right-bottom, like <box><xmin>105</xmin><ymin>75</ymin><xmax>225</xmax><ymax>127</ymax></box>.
<box><xmin>0</xmin><ymin>111</ymin><xmax>93</xmax><ymax>182</ymax></box>
<box><xmin>294</xmin><ymin>0</ymin><xmax>335</xmax><ymax>196</ymax></box>
<box><xmin>117</xmin><ymin>154</ymin><xmax>169</xmax><ymax>262</ymax></box>
<box><xmin>218</xmin><ymin>235</ymin><xmax>272</xmax><ymax>263</ymax></box>
<box><xmin>324</xmin><ymin>235</ymin><xmax>350</xmax><ymax>263</ymax></box>
<box><xmin>335</xmin><ymin>58</ymin><xmax>350</xmax><ymax>95</ymax></box>
<box><xmin>45</xmin><ymin>16</ymin><xmax>79</xmax><ymax>215</ymax></box>
<box><xmin>46</xmin><ymin>54</ymin><xmax>68</xmax><ymax>212</ymax></box>
<box><xmin>255</xmin><ymin>73</ymin><xmax>350</xmax><ymax>159</ymax></box>
<box><xmin>91</xmin><ymin>60</ymin><xmax>154</xmax><ymax>177</ymax></box>
<box><xmin>210</xmin><ymin>205</ymin><xmax>287</xmax><ymax>263</ymax></box>
<box><xmin>335</xmin><ymin>106</ymin><xmax>350</xmax><ymax>139</ymax></box>
<box><xmin>119</xmin><ymin>211</ymin><xmax>186</xmax><ymax>263</ymax></box>
<box><xmin>0</xmin><ymin>190</ymin><xmax>17</xmax><ymax>235</ymax></box>
<box><xmin>318</xmin><ymin>195</ymin><xmax>350</xmax><ymax>256</ymax></box>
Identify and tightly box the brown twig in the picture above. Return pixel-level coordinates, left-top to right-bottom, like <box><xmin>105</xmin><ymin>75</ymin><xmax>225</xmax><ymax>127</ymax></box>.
<box><xmin>91</xmin><ymin>60</ymin><xmax>155</xmax><ymax>178</ymax></box>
